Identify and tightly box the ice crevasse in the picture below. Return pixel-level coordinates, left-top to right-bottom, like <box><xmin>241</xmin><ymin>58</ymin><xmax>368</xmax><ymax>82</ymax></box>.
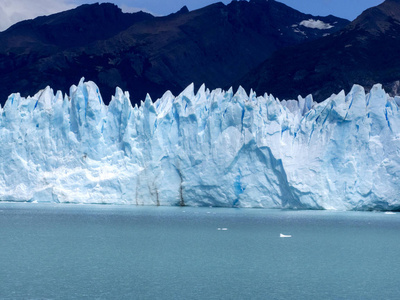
<box><xmin>1</xmin><ymin>78</ymin><xmax>400</xmax><ymax>210</ymax></box>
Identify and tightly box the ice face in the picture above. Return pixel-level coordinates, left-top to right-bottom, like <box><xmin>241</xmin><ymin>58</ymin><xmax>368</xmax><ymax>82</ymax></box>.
<box><xmin>0</xmin><ymin>79</ymin><xmax>399</xmax><ymax>210</ymax></box>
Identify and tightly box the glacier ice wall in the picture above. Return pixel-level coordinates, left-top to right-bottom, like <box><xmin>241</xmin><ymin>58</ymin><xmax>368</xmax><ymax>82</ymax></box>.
<box><xmin>1</xmin><ymin>78</ymin><xmax>400</xmax><ymax>210</ymax></box>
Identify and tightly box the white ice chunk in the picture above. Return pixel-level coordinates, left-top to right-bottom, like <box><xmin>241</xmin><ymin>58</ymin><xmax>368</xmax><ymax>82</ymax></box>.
<box><xmin>280</xmin><ymin>234</ymin><xmax>292</xmax><ymax>238</ymax></box>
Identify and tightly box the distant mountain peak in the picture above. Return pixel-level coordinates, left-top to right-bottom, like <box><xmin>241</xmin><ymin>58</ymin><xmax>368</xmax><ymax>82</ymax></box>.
<box><xmin>0</xmin><ymin>2</ymin><xmax>154</xmax><ymax>50</ymax></box>
<box><xmin>177</xmin><ymin>6</ymin><xmax>189</xmax><ymax>14</ymax></box>
<box><xmin>239</xmin><ymin>0</ymin><xmax>400</xmax><ymax>101</ymax></box>
<box><xmin>350</xmin><ymin>0</ymin><xmax>400</xmax><ymax>34</ymax></box>
<box><xmin>249</xmin><ymin>0</ymin><xmax>271</xmax><ymax>3</ymax></box>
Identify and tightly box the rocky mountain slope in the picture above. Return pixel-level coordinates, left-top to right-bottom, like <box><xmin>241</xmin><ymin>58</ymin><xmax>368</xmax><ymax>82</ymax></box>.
<box><xmin>240</xmin><ymin>0</ymin><xmax>400</xmax><ymax>102</ymax></box>
<box><xmin>0</xmin><ymin>0</ymin><xmax>349</xmax><ymax>105</ymax></box>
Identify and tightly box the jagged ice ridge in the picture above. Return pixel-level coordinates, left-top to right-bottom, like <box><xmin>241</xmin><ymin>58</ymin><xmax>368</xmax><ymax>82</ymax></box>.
<box><xmin>1</xmin><ymin>78</ymin><xmax>400</xmax><ymax>210</ymax></box>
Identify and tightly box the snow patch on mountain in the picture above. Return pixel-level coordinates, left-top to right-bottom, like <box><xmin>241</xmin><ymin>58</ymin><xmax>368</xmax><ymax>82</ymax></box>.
<box><xmin>300</xmin><ymin>19</ymin><xmax>333</xmax><ymax>29</ymax></box>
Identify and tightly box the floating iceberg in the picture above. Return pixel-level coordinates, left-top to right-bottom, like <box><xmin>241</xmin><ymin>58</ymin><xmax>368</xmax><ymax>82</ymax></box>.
<box><xmin>280</xmin><ymin>234</ymin><xmax>292</xmax><ymax>238</ymax></box>
<box><xmin>0</xmin><ymin>78</ymin><xmax>399</xmax><ymax>210</ymax></box>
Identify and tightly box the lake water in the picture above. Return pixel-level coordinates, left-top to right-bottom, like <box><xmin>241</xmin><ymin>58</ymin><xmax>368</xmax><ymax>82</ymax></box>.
<box><xmin>0</xmin><ymin>203</ymin><xmax>399</xmax><ymax>299</ymax></box>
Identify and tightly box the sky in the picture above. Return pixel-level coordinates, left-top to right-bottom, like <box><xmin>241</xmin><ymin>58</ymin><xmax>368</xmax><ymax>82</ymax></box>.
<box><xmin>0</xmin><ymin>0</ymin><xmax>385</xmax><ymax>32</ymax></box>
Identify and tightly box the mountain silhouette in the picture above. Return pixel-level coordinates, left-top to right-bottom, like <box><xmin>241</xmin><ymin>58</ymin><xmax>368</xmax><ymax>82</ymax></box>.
<box><xmin>240</xmin><ymin>0</ymin><xmax>400</xmax><ymax>102</ymax></box>
<box><xmin>0</xmin><ymin>0</ymin><xmax>348</xmax><ymax>105</ymax></box>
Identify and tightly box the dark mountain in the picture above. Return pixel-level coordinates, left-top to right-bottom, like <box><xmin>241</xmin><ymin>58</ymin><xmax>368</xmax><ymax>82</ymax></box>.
<box><xmin>240</xmin><ymin>0</ymin><xmax>400</xmax><ymax>102</ymax></box>
<box><xmin>0</xmin><ymin>3</ymin><xmax>153</xmax><ymax>104</ymax></box>
<box><xmin>0</xmin><ymin>0</ymin><xmax>348</xmax><ymax>105</ymax></box>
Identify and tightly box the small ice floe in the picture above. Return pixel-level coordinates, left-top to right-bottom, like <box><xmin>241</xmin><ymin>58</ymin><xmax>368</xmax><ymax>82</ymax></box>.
<box><xmin>384</xmin><ymin>212</ymin><xmax>396</xmax><ymax>215</ymax></box>
<box><xmin>217</xmin><ymin>228</ymin><xmax>228</xmax><ymax>231</ymax></box>
<box><xmin>280</xmin><ymin>233</ymin><xmax>292</xmax><ymax>238</ymax></box>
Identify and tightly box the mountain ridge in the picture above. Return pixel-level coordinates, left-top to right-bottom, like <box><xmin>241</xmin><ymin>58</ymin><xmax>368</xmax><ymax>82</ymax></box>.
<box><xmin>0</xmin><ymin>0</ymin><xmax>349</xmax><ymax>105</ymax></box>
<box><xmin>239</xmin><ymin>0</ymin><xmax>400</xmax><ymax>101</ymax></box>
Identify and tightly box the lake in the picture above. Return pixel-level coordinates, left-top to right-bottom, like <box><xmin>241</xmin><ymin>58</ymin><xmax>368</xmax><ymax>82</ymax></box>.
<box><xmin>0</xmin><ymin>203</ymin><xmax>399</xmax><ymax>299</ymax></box>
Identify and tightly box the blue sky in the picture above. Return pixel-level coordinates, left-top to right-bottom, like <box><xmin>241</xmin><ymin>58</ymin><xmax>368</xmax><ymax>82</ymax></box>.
<box><xmin>0</xmin><ymin>0</ymin><xmax>385</xmax><ymax>32</ymax></box>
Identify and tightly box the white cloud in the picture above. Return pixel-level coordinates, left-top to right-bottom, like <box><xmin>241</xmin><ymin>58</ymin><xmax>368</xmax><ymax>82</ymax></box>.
<box><xmin>0</xmin><ymin>0</ymin><xmax>76</xmax><ymax>32</ymax></box>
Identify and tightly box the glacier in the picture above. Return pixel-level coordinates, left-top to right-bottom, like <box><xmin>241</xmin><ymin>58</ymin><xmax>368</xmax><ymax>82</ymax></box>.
<box><xmin>1</xmin><ymin>78</ymin><xmax>400</xmax><ymax>210</ymax></box>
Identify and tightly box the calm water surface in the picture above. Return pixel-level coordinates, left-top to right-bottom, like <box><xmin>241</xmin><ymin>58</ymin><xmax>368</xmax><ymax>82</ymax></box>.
<box><xmin>0</xmin><ymin>203</ymin><xmax>399</xmax><ymax>299</ymax></box>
